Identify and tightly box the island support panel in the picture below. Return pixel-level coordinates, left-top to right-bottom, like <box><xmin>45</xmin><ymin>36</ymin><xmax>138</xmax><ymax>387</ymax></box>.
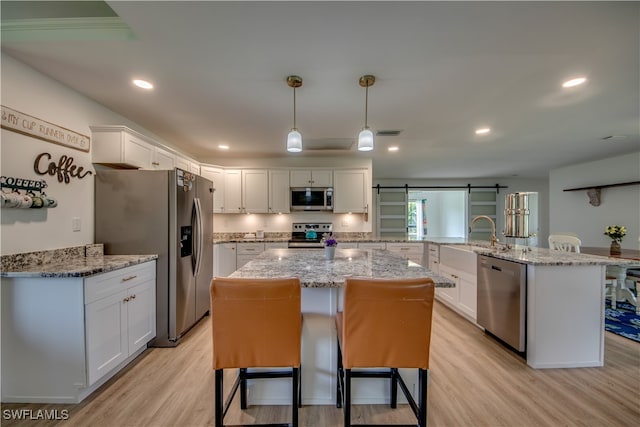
<box><xmin>526</xmin><ymin>264</ymin><xmax>605</xmax><ymax>369</ymax></box>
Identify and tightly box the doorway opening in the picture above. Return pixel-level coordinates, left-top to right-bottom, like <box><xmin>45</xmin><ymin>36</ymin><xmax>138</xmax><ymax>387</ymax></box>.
<box><xmin>408</xmin><ymin>191</ymin><xmax>466</xmax><ymax>239</ymax></box>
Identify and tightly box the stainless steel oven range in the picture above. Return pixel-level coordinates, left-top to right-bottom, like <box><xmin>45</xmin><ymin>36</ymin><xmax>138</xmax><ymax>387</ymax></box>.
<box><xmin>288</xmin><ymin>222</ymin><xmax>333</xmax><ymax>248</ymax></box>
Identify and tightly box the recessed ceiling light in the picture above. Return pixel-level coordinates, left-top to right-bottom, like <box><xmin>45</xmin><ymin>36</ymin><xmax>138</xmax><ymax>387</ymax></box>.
<box><xmin>218</xmin><ymin>144</ymin><xmax>229</xmax><ymax>150</ymax></box>
<box><xmin>475</xmin><ymin>127</ymin><xmax>491</xmax><ymax>135</ymax></box>
<box><xmin>132</xmin><ymin>79</ymin><xmax>153</xmax><ymax>89</ymax></box>
<box><xmin>388</xmin><ymin>146</ymin><xmax>399</xmax><ymax>152</ymax></box>
<box><xmin>562</xmin><ymin>77</ymin><xmax>587</xmax><ymax>88</ymax></box>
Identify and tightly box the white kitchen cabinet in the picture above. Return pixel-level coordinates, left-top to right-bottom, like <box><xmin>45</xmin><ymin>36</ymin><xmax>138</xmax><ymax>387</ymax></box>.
<box><xmin>91</xmin><ymin>125</ymin><xmax>199</xmax><ymax>171</ymax></box>
<box><xmin>224</xmin><ymin>169</ymin><xmax>243</xmax><ymax>213</ymax></box>
<box><xmin>437</xmin><ymin>264</ymin><xmax>460</xmax><ymax>307</ymax></box>
<box><xmin>151</xmin><ymin>145</ymin><xmax>176</xmax><ymax>169</ymax></box>
<box><xmin>268</xmin><ymin>169</ymin><xmax>291</xmax><ymax>213</ymax></box>
<box><xmin>91</xmin><ymin>125</ymin><xmax>154</xmax><ymax>169</ymax></box>
<box><xmin>189</xmin><ymin>161</ymin><xmax>200</xmax><ymax>175</ymax></box>
<box><xmin>438</xmin><ymin>264</ymin><xmax>477</xmax><ymax>321</ymax></box>
<box><xmin>242</xmin><ymin>169</ymin><xmax>269</xmax><ymax>213</ymax></box>
<box><xmin>175</xmin><ymin>156</ymin><xmax>190</xmax><ymax>171</ymax></box>
<box><xmin>221</xmin><ymin>169</ymin><xmax>268</xmax><ymax>214</ymax></box>
<box><xmin>201</xmin><ymin>166</ymin><xmax>225</xmax><ymax>213</ymax></box>
<box><xmin>437</xmin><ymin>245</ymin><xmax>478</xmax><ymax>323</ymax></box>
<box><xmin>214</xmin><ymin>243</ymin><xmax>237</xmax><ymax>276</ymax></box>
<box><xmin>290</xmin><ymin>169</ymin><xmax>333</xmax><ymax>187</ymax></box>
<box><xmin>333</xmin><ymin>169</ymin><xmax>368</xmax><ymax>213</ymax></box>
<box><xmin>84</xmin><ymin>262</ymin><xmax>156</xmax><ymax>386</ymax></box>
<box><xmin>386</xmin><ymin>242</ymin><xmax>424</xmax><ymax>265</ymax></box>
<box><xmin>176</xmin><ymin>157</ymin><xmax>200</xmax><ymax>175</ymax></box>
<box><xmin>428</xmin><ymin>243</ymin><xmax>440</xmax><ymax>274</ymax></box>
<box><xmin>1</xmin><ymin>261</ymin><xmax>156</xmax><ymax>404</ymax></box>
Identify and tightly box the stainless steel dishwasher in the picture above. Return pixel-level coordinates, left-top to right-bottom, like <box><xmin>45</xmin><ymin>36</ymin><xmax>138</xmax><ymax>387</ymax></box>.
<box><xmin>477</xmin><ymin>255</ymin><xmax>527</xmax><ymax>352</ymax></box>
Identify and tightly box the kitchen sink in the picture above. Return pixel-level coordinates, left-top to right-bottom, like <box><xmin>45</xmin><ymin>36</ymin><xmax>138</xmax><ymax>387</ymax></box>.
<box><xmin>440</xmin><ymin>245</ymin><xmax>478</xmax><ymax>274</ymax></box>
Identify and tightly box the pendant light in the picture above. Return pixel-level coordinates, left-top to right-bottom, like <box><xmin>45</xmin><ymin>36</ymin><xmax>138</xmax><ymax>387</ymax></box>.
<box><xmin>286</xmin><ymin>75</ymin><xmax>303</xmax><ymax>153</ymax></box>
<box><xmin>358</xmin><ymin>74</ymin><xmax>375</xmax><ymax>151</ymax></box>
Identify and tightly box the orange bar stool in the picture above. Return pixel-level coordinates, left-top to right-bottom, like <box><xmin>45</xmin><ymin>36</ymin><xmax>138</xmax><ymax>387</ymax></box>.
<box><xmin>335</xmin><ymin>277</ymin><xmax>435</xmax><ymax>427</ymax></box>
<box><xmin>211</xmin><ymin>277</ymin><xmax>302</xmax><ymax>427</ymax></box>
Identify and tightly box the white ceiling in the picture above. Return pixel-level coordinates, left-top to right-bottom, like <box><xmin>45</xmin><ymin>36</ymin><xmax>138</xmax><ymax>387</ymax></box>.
<box><xmin>2</xmin><ymin>1</ymin><xmax>639</xmax><ymax>179</ymax></box>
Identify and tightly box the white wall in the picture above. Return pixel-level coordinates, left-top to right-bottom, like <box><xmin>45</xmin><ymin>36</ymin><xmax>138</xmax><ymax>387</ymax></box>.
<box><xmin>549</xmin><ymin>152</ymin><xmax>640</xmax><ymax>249</ymax></box>
<box><xmin>0</xmin><ymin>54</ymin><xmax>184</xmax><ymax>255</ymax></box>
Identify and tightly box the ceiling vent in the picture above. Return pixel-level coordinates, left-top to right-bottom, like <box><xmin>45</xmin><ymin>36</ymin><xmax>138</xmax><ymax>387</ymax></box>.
<box><xmin>376</xmin><ymin>129</ymin><xmax>403</xmax><ymax>137</ymax></box>
<box><xmin>304</xmin><ymin>139</ymin><xmax>355</xmax><ymax>150</ymax></box>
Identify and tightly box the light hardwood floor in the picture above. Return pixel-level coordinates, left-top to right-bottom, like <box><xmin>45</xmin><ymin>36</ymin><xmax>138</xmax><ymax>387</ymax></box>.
<box><xmin>2</xmin><ymin>301</ymin><xmax>639</xmax><ymax>427</ymax></box>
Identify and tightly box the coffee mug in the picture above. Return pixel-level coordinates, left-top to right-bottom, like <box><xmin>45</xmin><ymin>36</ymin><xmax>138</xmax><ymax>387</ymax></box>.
<box><xmin>1</xmin><ymin>193</ymin><xmax>17</xmax><ymax>208</ymax></box>
<box><xmin>42</xmin><ymin>196</ymin><xmax>58</xmax><ymax>208</ymax></box>
<box><xmin>18</xmin><ymin>195</ymin><xmax>33</xmax><ymax>208</ymax></box>
<box><xmin>30</xmin><ymin>196</ymin><xmax>44</xmax><ymax>209</ymax></box>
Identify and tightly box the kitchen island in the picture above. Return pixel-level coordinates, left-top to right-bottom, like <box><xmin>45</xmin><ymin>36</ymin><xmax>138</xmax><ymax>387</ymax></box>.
<box><xmin>229</xmin><ymin>248</ymin><xmax>453</xmax><ymax>406</ymax></box>
<box><xmin>434</xmin><ymin>244</ymin><xmax>636</xmax><ymax>369</ymax></box>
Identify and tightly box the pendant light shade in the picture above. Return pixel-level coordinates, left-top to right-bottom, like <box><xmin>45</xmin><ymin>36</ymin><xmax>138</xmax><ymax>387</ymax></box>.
<box><xmin>358</xmin><ymin>75</ymin><xmax>376</xmax><ymax>152</ymax></box>
<box><xmin>286</xmin><ymin>75</ymin><xmax>303</xmax><ymax>153</ymax></box>
<box><xmin>358</xmin><ymin>128</ymin><xmax>374</xmax><ymax>151</ymax></box>
<box><xmin>287</xmin><ymin>129</ymin><xmax>302</xmax><ymax>153</ymax></box>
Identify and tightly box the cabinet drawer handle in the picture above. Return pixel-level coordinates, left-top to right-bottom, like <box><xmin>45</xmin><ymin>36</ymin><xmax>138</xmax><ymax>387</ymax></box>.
<box><xmin>121</xmin><ymin>275</ymin><xmax>137</xmax><ymax>282</ymax></box>
<box><xmin>123</xmin><ymin>296</ymin><xmax>130</xmax><ymax>303</ymax></box>
<box><xmin>152</xmin><ymin>162</ymin><xmax>160</xmax><ymax>166</ymax></box>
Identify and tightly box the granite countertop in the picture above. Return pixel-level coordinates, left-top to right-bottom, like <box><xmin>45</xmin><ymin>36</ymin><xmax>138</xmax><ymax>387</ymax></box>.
<box><xmin>1</xmin><ymin>254</ymin><xmax>158</xmax><ymax>278</ymax></box>
<box><xmin>229</xmin><ymin>248</ymin><xmax>454</xmax><ymax>288</ymax></box>
<box><xmin>440</xmin><ymin>244</ymin><xmax>638</xmax><ymax>266</ymax></box>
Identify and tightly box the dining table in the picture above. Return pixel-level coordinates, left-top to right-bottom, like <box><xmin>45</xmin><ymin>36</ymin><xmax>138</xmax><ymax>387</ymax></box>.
<box><xmin>581</xmin><ymin>246</ymin><xmax>640</xmax><ymax>314</ymax></box>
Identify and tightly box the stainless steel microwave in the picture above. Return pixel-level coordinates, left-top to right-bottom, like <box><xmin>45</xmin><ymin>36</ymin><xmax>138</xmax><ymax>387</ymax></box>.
<box><xmin>290</xmin><ymin>187</ymin><xmax>333</xmax><ymax>211</ymax></box>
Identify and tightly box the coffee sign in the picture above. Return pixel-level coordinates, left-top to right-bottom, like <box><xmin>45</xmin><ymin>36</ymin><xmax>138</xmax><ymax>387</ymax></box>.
<box><xmin>1</xmin><ymin>105</ymin><xmax>90</xmax><ymax>152</ymax></box>
<box><xmin>34</xmin><ymin>152</ymin><xmax>93</xmax><ymax>184</ymax></box>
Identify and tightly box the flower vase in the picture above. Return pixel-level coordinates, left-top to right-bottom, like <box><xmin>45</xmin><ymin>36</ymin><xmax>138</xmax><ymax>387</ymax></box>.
<box><xmin>325</xmin><ymin>246</ymin><xmax>336</xmax><ymax>260</ymax></box>
<box><xmin>610</xmin><ymin>240</ymin><xmax>621</xmax><ymax>256</ymax></box>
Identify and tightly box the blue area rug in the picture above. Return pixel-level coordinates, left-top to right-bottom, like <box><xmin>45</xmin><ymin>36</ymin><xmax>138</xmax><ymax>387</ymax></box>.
<box><xmin>605</xmin><ymin>299</ymin><xmax>640</xmax><ymax>343</ymax></box>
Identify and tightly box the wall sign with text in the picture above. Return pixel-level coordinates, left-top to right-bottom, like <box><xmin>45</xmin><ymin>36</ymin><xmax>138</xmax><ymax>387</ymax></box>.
<box><xmin>1</xmin><ymin>105</ymin><xmax>90</xmax><ymax>152</ymax></box>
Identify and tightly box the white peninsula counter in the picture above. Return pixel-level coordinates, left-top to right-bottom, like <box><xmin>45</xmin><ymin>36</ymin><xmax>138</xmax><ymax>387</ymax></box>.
<box><xmin>229</xmin><ymin>248</ymin><xmax>453</xmax><ymax>406</ymax></box>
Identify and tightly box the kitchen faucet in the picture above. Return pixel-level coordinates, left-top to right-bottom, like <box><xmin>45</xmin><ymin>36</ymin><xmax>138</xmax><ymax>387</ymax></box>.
<box><xmin>470</xmin><ymin>215</ymin><xmax>499</xmax><ymax>247</ymax></box>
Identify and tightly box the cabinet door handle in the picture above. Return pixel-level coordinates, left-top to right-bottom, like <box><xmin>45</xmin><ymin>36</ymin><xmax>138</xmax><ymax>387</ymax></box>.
<box><xmin>122</xmin><ymin>275</ymin><xmax>137</xmax><ymax>282</ymax></box>
<box><xmin>123</xmin><ymin>296</ymin><xmax>130</xmax><ymax>303</ymax></box>
<box><xmin>130</xmin><ymin>294</ymin><xmax>136</xmax><ymax>300</ymax></box>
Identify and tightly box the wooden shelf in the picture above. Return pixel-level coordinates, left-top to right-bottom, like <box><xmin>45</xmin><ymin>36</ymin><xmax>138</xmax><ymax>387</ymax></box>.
<box><xmin>563</xmin><ymin>181</ymin><xmax>640</xmax><ymax>192</ymax></box>
<box><xmin>563</xmin><ymin>181</ymin><xmax>639</xmax><ymax>206</ymax></box>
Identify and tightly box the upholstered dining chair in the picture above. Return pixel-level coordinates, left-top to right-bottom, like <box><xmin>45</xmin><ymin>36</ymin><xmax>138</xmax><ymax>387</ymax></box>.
<box><xmin>335</xmin><ymin>277</ymin><xmax>435</xmax><ymax>427</ymax></box>
<box><xmin>210</xmin><ymin>277</ymin><xmax>302</xmax><ymax>427</ymax></box>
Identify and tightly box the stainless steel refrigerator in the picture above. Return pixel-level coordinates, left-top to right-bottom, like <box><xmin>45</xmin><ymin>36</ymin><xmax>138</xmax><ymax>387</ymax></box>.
<box><xmin>95</xmin><ymin>168</ymin><xmax>213</xmax><ymax>347</ymax></box>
